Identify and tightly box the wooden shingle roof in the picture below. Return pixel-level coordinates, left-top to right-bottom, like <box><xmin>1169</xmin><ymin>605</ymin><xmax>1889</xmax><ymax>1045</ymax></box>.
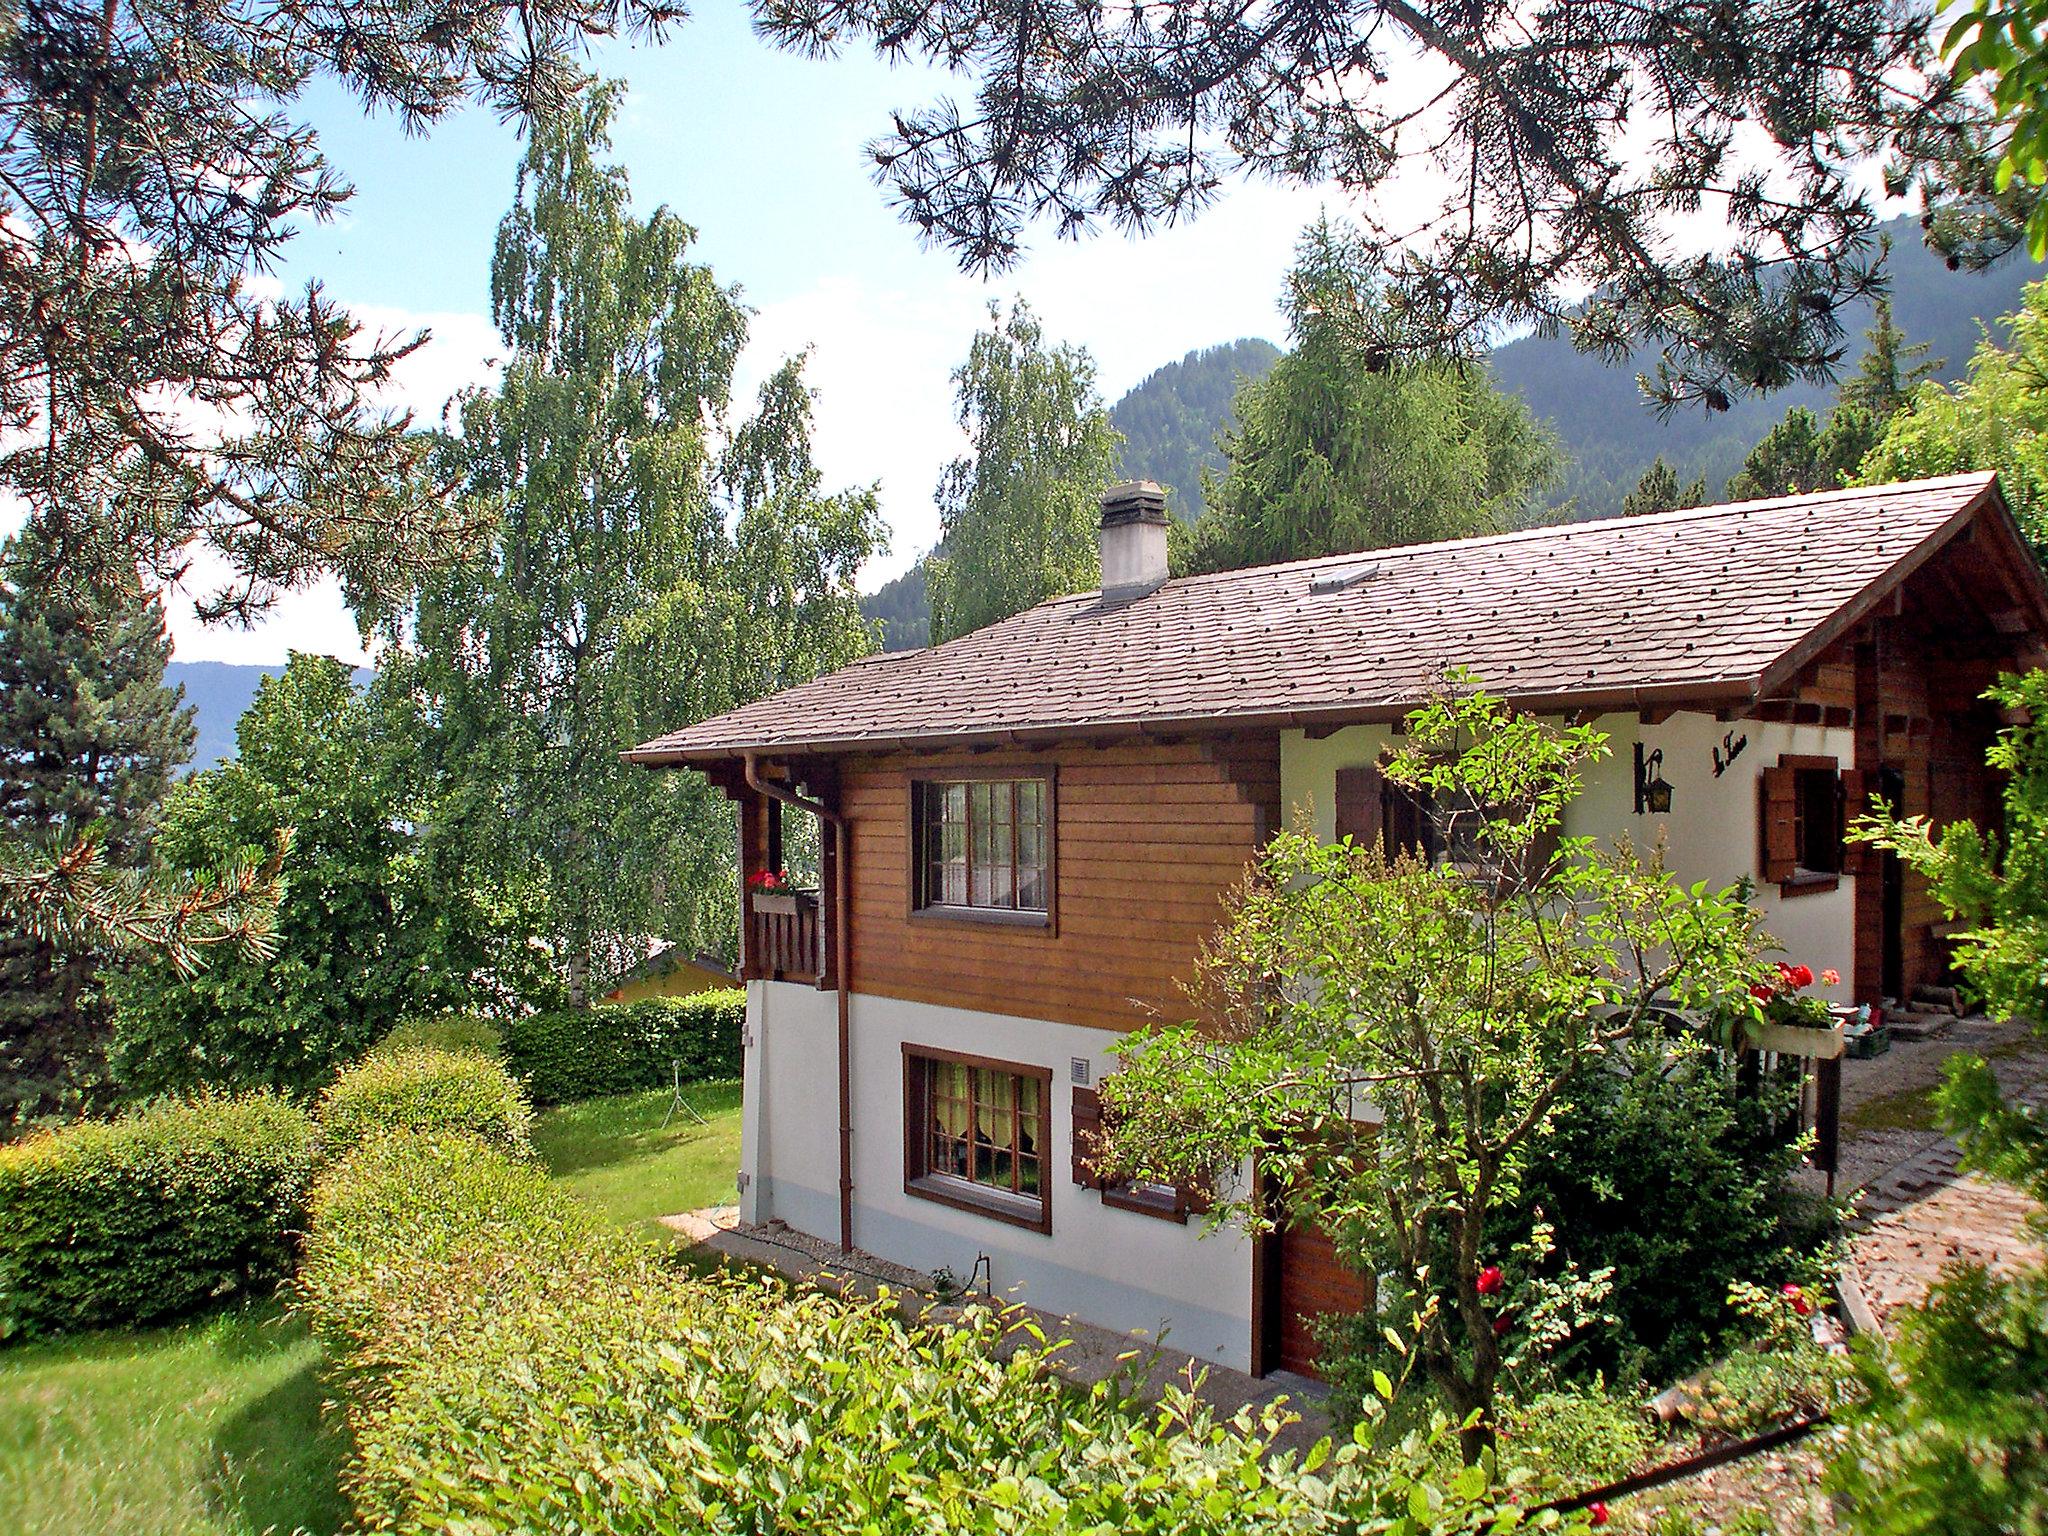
<box><xmin>629</xmin><ymin>473</ymin><xmax>2037</xmax><ymax>763</ymax></box>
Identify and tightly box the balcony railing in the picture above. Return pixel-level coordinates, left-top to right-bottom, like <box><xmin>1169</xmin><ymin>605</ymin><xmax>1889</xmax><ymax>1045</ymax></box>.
<box><xmin>745</xmin><ymin>888</ymin><xmax>825</xmax><ymax>985</ymax></box>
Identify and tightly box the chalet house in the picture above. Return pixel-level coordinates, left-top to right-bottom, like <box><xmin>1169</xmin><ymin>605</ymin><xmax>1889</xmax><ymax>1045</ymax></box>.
<box><xmin>629</xmin><ymin>471</ymin><xmax>2048</xmax><ymax>1378</ymax></box>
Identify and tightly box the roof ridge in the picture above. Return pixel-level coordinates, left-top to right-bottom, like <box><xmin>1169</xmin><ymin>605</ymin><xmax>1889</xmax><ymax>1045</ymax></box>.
<box><xmin>1149</xmin><ymin>470</ymin><xmax>2000</xmax><ymax>591</ymax></box>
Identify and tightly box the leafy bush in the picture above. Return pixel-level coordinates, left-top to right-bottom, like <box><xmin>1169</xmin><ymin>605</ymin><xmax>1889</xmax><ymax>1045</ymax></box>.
<box><xmin>1828</xmin><ymin>1263</ymin><xmax>2048</xmax><ymax>1533</ymax></box>
<box><xmin>1672</xmin><ymin>1281</ymin><xmax>1853</xmax><ymax>1437</ymax></box>
<box><xmin>304</xmin><ymin>1131</ymin><xmax>1593</xmax><ymax>1535</ymax></box>
<box><xmin>1498</xmin><ymin>1381</ymin><xmax>1655</xmax><ymax>1487</ymax></box>
<box><xmin>314</xmin><ymin>1048</ymin><xmax>532</xmax><ymax>1161</ymax></box>
<box><xmin>0</xmin><ymin>1092</ymin><xmax>313</xmax><ymax>1340</ymax></box>
<box><xmin>296</xmin><ymin>1129</ymin><xmax>600</xmax><ymax>1377</ymax></box>
<box><xmin>368</xmin><ymin>1013</ymin><xmax>504</xmax><ymax>1059</ymax></box>
<box><xmin>1503</xmin><ymin>1036</ymin><xmax>1839</xmax><ymax>1385</ymax></box>
<box><xmin>501</xmin><ymin>991</ymin><xmax>744</xmax><ymax>1105</ymax></box>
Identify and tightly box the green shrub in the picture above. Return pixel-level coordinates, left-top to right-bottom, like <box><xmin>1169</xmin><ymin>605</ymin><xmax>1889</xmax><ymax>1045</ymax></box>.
<box><xmin>0</xmin><ymin>1092</ymin><xmax>313</xmax><ymax>1340</ymax></box>
<box><xmin>368</xmin><ymin>1013</ymin><xmax>505</xmax><ymax>1060</ymax></box>
<box><xmin>314</xmin><ymin>1048</ymin><xmax>532</xmax><ymax>1161</ymax></box>
<box><xmin>1500</xmin><ymin>1035</ymin><xmax>1840</xmax><ymax>1385</ymax></box>
<box><xmin>296</xmin><ymin>1129</ymin><xmax>600</xmax><ymax>1373</ymax></box>
<box><xmin>501</xmin><ymin>990</ymin><xmax>744</xmax><ymax>1105</ymax></box>
<box><xmin>304</xmin><ymin>1132</ymin><xmax>1591</xmax><ymax>1535</ymax></box>
<box><xmin>1498</xmin><ymin>1380</ymin><xmax>1656</xmax><ymax>1487</ymax></box>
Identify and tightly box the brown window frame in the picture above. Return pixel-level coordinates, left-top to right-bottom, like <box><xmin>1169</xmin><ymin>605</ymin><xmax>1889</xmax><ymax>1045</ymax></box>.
<box><xmin>903</xmin><ymin>1045</ymin><xmax>1054</xmax><ymax>1233</ymax></box>
<box><xmin>1069</xmin><ymin>1084</ymin><xmax>1208</xmax><ymax>1224</ymax></box>
<box><xmin>907</xmin><ymin>767</ymin><xmax>1056</xmax><ymax>930</ymax></box>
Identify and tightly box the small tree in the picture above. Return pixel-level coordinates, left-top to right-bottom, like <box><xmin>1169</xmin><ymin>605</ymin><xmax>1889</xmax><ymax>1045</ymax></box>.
<box><xmin>1833</xmin><ymin>669</ymin><xmax>2048</xmax><ymax>1529</ymax></box>
<box><xmin>1095</xmin><ymin>681</ymin><xmax>1765</xmax><ymax>1459</ymax></box>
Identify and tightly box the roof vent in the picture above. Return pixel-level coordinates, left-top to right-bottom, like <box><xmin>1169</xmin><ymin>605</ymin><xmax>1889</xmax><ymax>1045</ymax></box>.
<box><xmin>1310</xmin><ymin>562</ymin><xmax>1381</xmax><ymax>594</ymax></box>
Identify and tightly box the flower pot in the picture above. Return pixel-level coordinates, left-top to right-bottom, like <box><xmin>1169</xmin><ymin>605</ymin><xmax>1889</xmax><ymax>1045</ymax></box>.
<box><xmin>751</xmin><ymin>891</ymin><xmax>799</xmax><ymax>916</ymax></box>
<box><xmin>1744</xmin><ymin>1018</ymin><xmax>1846</xmax><ymax>1060</ymax></box>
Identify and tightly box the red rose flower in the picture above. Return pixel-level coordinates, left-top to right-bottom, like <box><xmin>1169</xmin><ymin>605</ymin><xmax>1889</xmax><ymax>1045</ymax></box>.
<box><xmin>1587</xmin><ymin>1502</ymin><xmax>1610</xmax><ymax>1527</ymax></box>
<box><xmin>1476</xmin><ymin>1264</ymin><xmax>1504</xmax><ymax>1296</ymax></box>
<box><xmin>1493</xmin><ymin>1314</ymin><xmax>1511</xmax><ymax>1337</ymax></box>
<box><xmin>1782</xmin><ymin>1282</ymin><xmax>1812</xmax><ymax>1318</ymax></box>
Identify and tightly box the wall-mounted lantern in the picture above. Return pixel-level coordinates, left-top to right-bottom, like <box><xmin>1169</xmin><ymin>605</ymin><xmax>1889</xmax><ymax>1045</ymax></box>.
<box><xmin>1634</xmin><ymin>742</ymin><xmax>1675</xmax><ymax>815</ymax></box>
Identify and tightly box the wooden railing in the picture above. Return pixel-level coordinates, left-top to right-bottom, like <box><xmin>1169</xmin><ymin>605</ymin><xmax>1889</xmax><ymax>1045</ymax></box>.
<box><xmin>745</xmin><ymin>889</ymin><xmax>824</xmax><ymax>985</ymax></box>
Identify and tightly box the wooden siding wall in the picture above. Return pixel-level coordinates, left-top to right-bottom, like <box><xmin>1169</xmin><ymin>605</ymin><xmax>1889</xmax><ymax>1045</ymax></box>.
<box><xmin>837</xmin><ymin>736</ymin><xmax>1281</xmax><ymax>1032</ymax></box>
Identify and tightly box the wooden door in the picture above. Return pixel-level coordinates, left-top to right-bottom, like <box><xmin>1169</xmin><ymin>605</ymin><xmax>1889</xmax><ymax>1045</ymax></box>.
<box><xmin>1271</xmin><ymin>1217</ymin><xmax>1372</xmax><ymax>1379</ymax></box>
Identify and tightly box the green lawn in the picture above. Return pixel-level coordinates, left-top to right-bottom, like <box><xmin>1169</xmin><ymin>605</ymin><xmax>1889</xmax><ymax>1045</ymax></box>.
<box><xmin>0</xmin><ymin>1083</ymin><xmax>743</xmax><ymax>1536</ymax></box>
<box><xmin>0</xmin><ymin>1302</ymin><xmax>348</xmax><ymax>1536</ymax></box>
<box><xmin>531</xmin><ymin>1079</ymin><xmax>744</xmax><ymax>1237</ymax></box>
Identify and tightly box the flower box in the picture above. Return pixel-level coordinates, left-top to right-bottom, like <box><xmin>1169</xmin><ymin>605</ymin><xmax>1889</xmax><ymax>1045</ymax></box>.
<box><xmin>751</xmin><ymin>891</ymin><xmax>801</xmax><ymax>916</ymax></box>
<box><xmin>1744</xmin><ymin>1018</ymin><xmax>1847</xmax><ymax>1060</ymax></box>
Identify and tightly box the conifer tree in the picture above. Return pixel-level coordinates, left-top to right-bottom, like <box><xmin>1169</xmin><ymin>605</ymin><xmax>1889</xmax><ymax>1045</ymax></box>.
<box><xmin>0</xmin><ymin>523</ymin><xmax>193</xmax><ymax>1132</ymax></box>
<box><xmin>1622</xmin><ymin>457</ymin><xmax>1706</xmax><ymax>518</ymax></box>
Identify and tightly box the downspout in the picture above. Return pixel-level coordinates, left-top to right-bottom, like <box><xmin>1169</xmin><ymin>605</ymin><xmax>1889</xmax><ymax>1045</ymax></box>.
<box><xmin>745</xmin><ymin>753</ymin><xmax>855</xmax><ymax>1254</ymax></box>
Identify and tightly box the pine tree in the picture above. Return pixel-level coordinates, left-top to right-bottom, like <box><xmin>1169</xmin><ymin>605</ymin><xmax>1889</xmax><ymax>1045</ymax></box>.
<box><xmin>0</xmin><ymin>522</ymin><xmax>193</xmax><ymax>1132</ymax></box>
<box><xmin>1622</xmin><ymin>457</ymin><xmax>1706</xmax><ymax>517</ymax></box>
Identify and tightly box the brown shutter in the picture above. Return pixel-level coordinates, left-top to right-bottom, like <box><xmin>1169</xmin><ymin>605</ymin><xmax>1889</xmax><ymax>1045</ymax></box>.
<box><xmin>1839</xmin><ymin>769</ymin><xmax>1873</xmax><ymax>877</ymax></box>
<box><xmin>1071</xmin><ymin>1085</ymin><xmax>1104</xmax><ymax>1186</ymax></box>
<box><xmin>1334</xmin><ymin>765</ymin><xmax>1385</xmax><ymax>848</ymax></box>
<box><xmin>1759</xmin><ymin>766</ymin><xmax>1798</xmax><ymax>884</ymax></box>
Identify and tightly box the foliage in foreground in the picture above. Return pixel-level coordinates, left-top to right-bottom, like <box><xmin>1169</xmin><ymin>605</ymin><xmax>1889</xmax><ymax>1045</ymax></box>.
<box><xmin>0</xmin><ymin>1093</ymin><xmax>313</xmax><ymax>1341</ymax></box>
<box><xmin>501</xmin><ymin>991</ymin><xmax>745</xmax><ymax>1104</ymax></box>
<box><xmin>314</xmin><ymin>1049</ymin><xmax>534</xmax><ymax>1163</ymax></box>
<box><xmin>1836</xmin><ymin>672</ymin><xmax>2048</xmax><ymax>1532</ymax></box>
<box><xmin>302</xmin><ymin>1128</ymin><xmax>1594</xmax><ymax>1534</ymax></box>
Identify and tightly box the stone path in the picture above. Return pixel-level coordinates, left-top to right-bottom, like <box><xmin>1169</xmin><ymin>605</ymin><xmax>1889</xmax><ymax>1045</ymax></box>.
<box><xmin>1844</xmin><ymin>1076</ymin><xmax>2046</xmax><ymax>1330</ymax></box>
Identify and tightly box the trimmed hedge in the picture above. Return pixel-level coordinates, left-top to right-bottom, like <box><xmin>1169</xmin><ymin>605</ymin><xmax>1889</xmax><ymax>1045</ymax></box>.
<box><xmin>301</xmin><ymin>1132</ymin><xmax>1579</xmax><ymax>1535</ymax></box>
<box><xmin>0</xmin><ymin>1092</ymin><xmax>314</xmax><ymax>1340</ymax></box>
<box><xmin>501</xmin><ymin>991</ymin><xmax>743</xmax><ymax>1105</ymax></box>
<box><xmin>315</xmin><ymin>1047</ymin><xmax>533</xmax><ymax>1162</ymax></box>
<box><xmin>368</xmin><ymin>1014</ymin><xmax>505</xmax><ymax>1060</ymax></box>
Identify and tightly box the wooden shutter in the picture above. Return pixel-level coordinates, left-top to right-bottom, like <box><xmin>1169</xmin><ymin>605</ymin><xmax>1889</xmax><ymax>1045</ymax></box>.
<box><xmin>1759</xmin><ymin>766</ymin><xmax>1798</xmax><ymax>884</ymax></box>
<box><xmin>1839</xmin><ymin>769</ymin><xmax>1876</xmax><ymax>877</ymax></box>
<box><xmin>1334</xmin><ymin>765</ymin><xmax>1385</xmax><ymax>848</ymax></box>
<box><xmin>1071</xmin><ymin>1085</ymin><xmax>1104</xmax><ymax>1186</ymax></box>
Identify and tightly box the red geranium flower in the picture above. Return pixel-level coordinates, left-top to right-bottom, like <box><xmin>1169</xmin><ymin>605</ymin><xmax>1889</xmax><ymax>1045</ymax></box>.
<box><xmin>1476</xmin><ymin>1265</ymin><xmax>1504</xmax><ymax>1296</ymax></box>
<box><xmin>1820</xmin><ymin>968</ymin><xmax>1841</xmax><ymax>988</ymax></box>
<box><xmin>1750</xmin><ymin>983</ymin><xmax>1775</xmax><ymax>1003</ymax></box>
<box><xmin>1789</xmin><ymin>964</ymin><xmax>1815</xmax><ymax>989</ymax></box>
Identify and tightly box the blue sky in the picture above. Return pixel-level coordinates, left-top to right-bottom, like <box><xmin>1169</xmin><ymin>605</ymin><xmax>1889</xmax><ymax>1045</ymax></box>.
<box><xmin>177</xmin><ymin>11</ymin><xmax>1335</xmax><ymax>664</ymax></box>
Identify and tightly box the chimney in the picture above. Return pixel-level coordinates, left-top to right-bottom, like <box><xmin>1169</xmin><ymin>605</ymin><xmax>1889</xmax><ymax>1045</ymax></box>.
<box><xmin>1098</xmin><ymin>480</ymin><xmax>1169</xmax><ymax>599</ymax></box>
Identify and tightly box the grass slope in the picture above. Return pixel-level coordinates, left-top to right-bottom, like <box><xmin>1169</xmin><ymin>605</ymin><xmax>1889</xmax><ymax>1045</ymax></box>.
<box><xmin>532</xmin><ymin>1080</ymin><xmax>743</xmax><ymax>1236</ymax></box>
<box><xmin>0</xmin><ymin>1302</ymin><xmax>347</xmax><ymax>1536</ymax></box>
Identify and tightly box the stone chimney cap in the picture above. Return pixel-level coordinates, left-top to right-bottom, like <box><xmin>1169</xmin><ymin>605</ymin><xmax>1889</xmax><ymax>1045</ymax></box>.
<box><xmin>1100</xmin><ymin>480</ymin><xmax>1169</xmax><ymax>526</ymax></box>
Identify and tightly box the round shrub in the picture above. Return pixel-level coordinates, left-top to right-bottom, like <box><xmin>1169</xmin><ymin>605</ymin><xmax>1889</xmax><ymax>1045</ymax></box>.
<box><xmin>368</xmin><ymin>1013</ymin><xmax>505</xmax><ymax>1060</ymax></box>
<box><xmin>501</xmin><ymin>990</ymin><xmax>743</xmax><ymax>1105</ymax></box>
<box><xmin>0</xmin><ymin>1091</ymin><xmax>314</xmax><ymax>1340</ymax></box>
<box><xmin>315</xmin><ymin>1047</ymin><xmax>532</xmax><ymax>1162</ymax></box>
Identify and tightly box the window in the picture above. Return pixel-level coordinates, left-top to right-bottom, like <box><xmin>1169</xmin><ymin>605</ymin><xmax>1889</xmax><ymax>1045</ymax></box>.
<box><xmin>1760</xmin><ymin>755</ymin><xmax>1844</xmax><ymax>895</ymax></box>
<box><xmin>912</xmin><ymin>774</ymin><xmax>1052</xmax><ymax>921</ymax></box>
<box><xmin>1069</xmin><ymin>1084</ymin><xmax>1206</xmax><ymax>1222</ymax></box>
<box><xmin>1334</xmin><ymin>763</ymin><xmax>1558</xmax><ymax>892</ymax></box>
<box><xmin>904</xmin><ymin>1048</ymin><xmax>1052</xmax><ymax>1231</ymax></box>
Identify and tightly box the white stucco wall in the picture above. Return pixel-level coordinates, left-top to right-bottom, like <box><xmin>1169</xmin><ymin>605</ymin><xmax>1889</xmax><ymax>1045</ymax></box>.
<box><xmin>741</xmin><ymin>981</ymin><xmax>1257</xmax><ymax>1372</ymax></box>
<box><xmin>1279</xmin><ymin>710</ymin><xmax>1859</xmax><ymax>1001</ymax></box>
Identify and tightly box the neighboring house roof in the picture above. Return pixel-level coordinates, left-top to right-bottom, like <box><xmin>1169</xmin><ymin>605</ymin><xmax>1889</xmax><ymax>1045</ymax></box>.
<box><xmin>608</xmin><ymin>941</ymin><xmax>738</xmax><ymax>990</ymax></box>
<box><xmin>630</xmin><ymin>472</ymin><xmax>2047</xmax><ymax>763</ymax></box>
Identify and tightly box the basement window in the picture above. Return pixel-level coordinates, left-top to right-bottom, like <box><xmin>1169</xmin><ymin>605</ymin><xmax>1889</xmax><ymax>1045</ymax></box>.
<box><xmin>904</xmin><ymin>1047</ymin><xmax>1052</xmax><ymax>1233</ymax></box>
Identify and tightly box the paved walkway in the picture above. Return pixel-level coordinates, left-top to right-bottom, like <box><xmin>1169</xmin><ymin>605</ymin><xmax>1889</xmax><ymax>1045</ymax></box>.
<box><xmin>1843</xmin><ymin>1074</ymin><xmax>2046</xmax><ymax>1330</ymax></box>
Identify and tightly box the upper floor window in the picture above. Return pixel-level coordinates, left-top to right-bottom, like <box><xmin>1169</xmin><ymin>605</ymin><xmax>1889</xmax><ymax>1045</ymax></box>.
<box><xmin>913</xmin><ymin>774</ymin><xmax>1051</xmax><ymax>919</ymax></box>
<box><xmin>1761</xmin><ymin>755</ymin><xmax>1844</xmax><ymax>896</ymax></box>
